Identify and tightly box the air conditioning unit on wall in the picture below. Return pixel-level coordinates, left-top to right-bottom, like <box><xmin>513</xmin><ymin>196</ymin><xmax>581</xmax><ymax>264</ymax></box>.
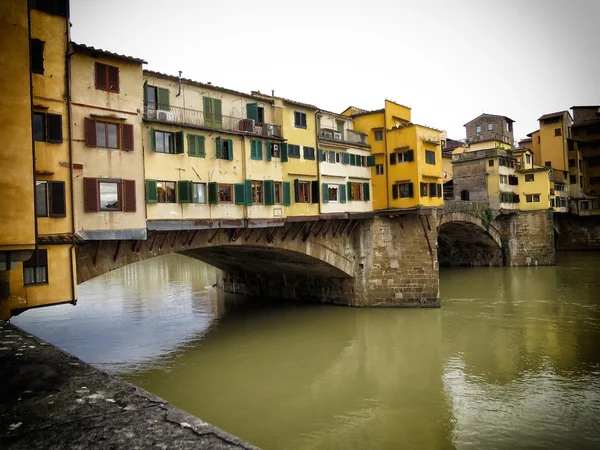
<box><xmin>333</xmin><ymin>131</ymin><xmax>342</xmax><ymax>140</ymax></box>
<box><xmin>156</xmin><ymin>110</ymin><xmax>174</xmax><ymax>122</ymax></box>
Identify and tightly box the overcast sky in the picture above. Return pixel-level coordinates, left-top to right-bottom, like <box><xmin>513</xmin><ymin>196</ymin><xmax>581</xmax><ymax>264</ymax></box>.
<box><xmin>71</xmin><ymin>0</ymin><xmax>600</xmax><ymax>141</ymax></box>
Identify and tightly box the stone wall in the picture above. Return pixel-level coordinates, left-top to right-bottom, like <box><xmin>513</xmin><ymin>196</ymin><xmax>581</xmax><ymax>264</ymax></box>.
<box><xmin>555</xmin><ymin>214</ymin><xmax>600</xmax><ymax>250</ymax></box>
<box><xmin>501</xmin><ymin>210</ymin><xmax>555</xmax><ymax>266</ymax></box>
<box><xmin>452</xmin><ymin>159</ymin><xmax>489</xmax><ymax>202</ymax></box>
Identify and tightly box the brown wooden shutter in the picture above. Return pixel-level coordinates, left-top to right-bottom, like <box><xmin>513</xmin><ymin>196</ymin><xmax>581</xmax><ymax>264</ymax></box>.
<box><xmin>108</xmin><ymin>65</ymin><xmax>119</xmax><ymax>92</ymax></box>
<box><xmin>47</xmin><ymin>114</ymin><xmax>63</xmax><ymax>143</ymax></box>
<box><xmin>85</xmin><ymin>118</ymin><xmax>97</xmax><ymax>147</ymax></box>
<box><xmin>95</xmin><ymin>62</ymin><xmax>107</xmax><ymax>90</ymax></box>
<box><xmin>121</xmin><ymin>124</ymin><xmax>134</xmax><ymax>151</ymax></box>
<box><xmin>123</xmin><ymin>180</ymin><xmax>136</xmax><ymax>212</ymax></box>
<box><xmin>84</xmin><ymin>177</ymin><xmax>99</xmax><ymax>212</ymax></box>
<box><xmin>49</xmin><ymin>181</ymin><xmax>66</xmax><ymax>217</ymax></box>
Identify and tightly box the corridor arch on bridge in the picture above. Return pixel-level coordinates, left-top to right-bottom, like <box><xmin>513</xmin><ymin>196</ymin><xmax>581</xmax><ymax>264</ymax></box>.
<box><xmin>437</xmin><ymin>211</ymin><xmax>504</xmax><ymax>267</ymax></box>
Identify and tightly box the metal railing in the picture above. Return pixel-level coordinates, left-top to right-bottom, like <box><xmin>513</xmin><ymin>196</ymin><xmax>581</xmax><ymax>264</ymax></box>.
<box><xmin>143</xmin><ymin>105</ymin><xmax>282</xmax><ymax>137</ymax></box>
<box><xmin>318</xmin><ymin>128</ymin><xmax>369</xmax><ymax>145</ymax></box>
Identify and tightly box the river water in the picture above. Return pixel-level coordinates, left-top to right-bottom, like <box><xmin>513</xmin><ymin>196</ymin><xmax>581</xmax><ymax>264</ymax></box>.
<box><xmin>13</xmin><ymin>252</ymin><xmax>600</xmax><ymax>449</ymax></box>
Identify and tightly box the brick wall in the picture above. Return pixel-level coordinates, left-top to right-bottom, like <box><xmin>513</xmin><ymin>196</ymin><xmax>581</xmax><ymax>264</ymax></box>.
<box><xmin>452</xmin><ymin>159</ymin><xmax>489</xmax><ymax>202</ymax></box>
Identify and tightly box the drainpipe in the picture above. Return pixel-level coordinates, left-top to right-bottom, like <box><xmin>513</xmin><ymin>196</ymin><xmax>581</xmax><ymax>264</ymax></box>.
<box><xmin>177</xmin><ymin>71</ymin><xmax>182</xmax><ymax>97</ymax></box>
<box><xmin>27</xmin><ymin>4</ymin><xmax>39</xmax><ymax>251</ymax></box>
<box><xmin>383</xmin><ymin>111</ymin><xmax>390</xmax><ymax>208</ymax></box>
<box><xmin>241</xmin><ymin>136</ymin><xmax>248</xmax><ymax>222</ymax></box>
<box><xmin>315</xmin><ymin>110</ymin><xmax>321</xmax><ymax>216</ymax></box>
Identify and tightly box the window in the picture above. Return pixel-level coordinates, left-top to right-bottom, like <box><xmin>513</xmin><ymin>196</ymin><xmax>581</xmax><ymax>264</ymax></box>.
<box><xmin>95</xmin><ymin>62</ymin><xmax>119</xmax><ymax>93</ymax></box>
<box><xmin>374</xmin><ymin>129</ymin><xmax>384</xmax><ymax>141</ymax></box>
<box><xmin>376</xmin><ymin>164</ymin><xmax>384</xmax><ymax>175</ymax></box>
<box><xmin>85</xmin><ymin>119</ymin><xmax>133</xmax><ymax>151</ymax></box>
<box><xmin>274</xmin><ymin>182</ymin><xmax>283</xmax><ymax>204</ymax></box>
<box><xmin>425</xmin><ymin>150</ymin><xmax>436</xmax><ymax>165</ymax></box>
<box><xmin>271</xmin><ymin>142</ymin><xmax>280</xmax><ymax>158</ymax></box>
<box><xmin>506</xmin><ymin>122</ymin><xmax>512</xmax><ymax>132</ymax></box>
<box><xmin>215</xmin><ymin>137</ymin><xmax>233</xmax><ymax>160</ymax></box>
<box><xmin>35</xmin><ymin>180</ymin><xmax>66</xmax><ymax>217</ymax></box>
<box><xmin>349</xmin><ymin>182</ymin><xmax>363</xmax><ymax>201</ymax></box>
<box><xmin>487</xmin><ymin>123</ymin><xmax>493</xmax><ymax>131</ymax></box>
<box><xmin>544</xmin><ymin>161</ymin><xmax>551</xmax><ymax>167</ymax></box>
<box><xmin>460</xmin><ymin>190</ymin><xmax>470</xmax><ymax>201</ymax></box>
<box><xmin>328</xmin><ymin>185</ymin><xmax>339</xmax><ymax>202</ymax></box>
<box><xmin>336</xmin><ymin>120</ymin><xmax>344</xmax><ymax>134</ymax></box>
<box><xmin>399</xmin><ymin>183</ymin><xmax>413</xmax><ymax>198</ymax></box>
<box><xmin>30</xmin><ymin>0</ymin><xmax>68</xmax><ymax>16</ymax></box>
<box><xmin>252</xmin><ymin>181</ymin><xmax>264</xmax><ymax>204</ymax></box>
<box><xmin>420</xmin><ymin>183</ymin><xmax>428</xmax><ymax>197</ymax></box>
<box><xmin>499</xmin><ymin>175</ymin><xmax>508</xmax><ymax>184</ymax></box>
<box><xmin>157</xmin><ymin>181</ymin><xmax>176</xmax><ymax>203</ymax></box>
<box><xmin>328</xmin><ymin>151</ymin><xmax>336</xmax><ymax>164</ymax></box>
<box><xmin>555</xmin><ymin>128</ymin><xmax>562</xmax><ymax>136</ymax></box>
<box><xmin>525</xmin><ymin>174</ymin><xmax>535</xmax><ymax>182</ymax></box>
<box><xmin>33</xmin><ymin>112</ymin><xmax>63</xmax><ymax>143</ymax></box>
<box><xmin>31</xmin><ymin>39</ymin><xmax>44</xmax><ymax>74</ymax></box>
<box><xmin>218</xmin><ymin>184</ymin><xmax>233</xmax><ymax>203</ymax></box>
<box><xmin>23</xmin><ymin>250</ymin><xmax>48</xmax><ymax>286</ymax></box>
<box><xmin>246</xmin><ymin>103</ymin><xmax>264</xmax><ymax>124</ymax></box>
<box><xmin>501</xmin><ymin>193</ymin><xmax>518</xmax><ymax>203</ymax></box>
<box><xmin>296</xmin><ymin>181</ymin><xmax>311</xmax><ymax>203</ymax></box>
<box><xmin>203</xmin><ymin>97</ymin><xmax>223</xmax><ymax>129</ymax></box>
<box><xmin>488</xmin><ymin>159</ymin><xmax>494</xmax><ymax>167</ymax></box>
<box><xmin>590</xmin><ymin>177</ymin><xmax>600</xmax><ymax>185</ymax></box>
<box><xmin>526</xmin><ymin>194</ymin><xmax>541</xmax><ymax>203</ymax></box>
<box><xmin>526</xmin><ymin>154</ymin><xmax>531</xmax><ymax>164</ymax></box>
<box><xmin>188</xmin><ymin>134</ymin><xmax>205</xmax><ymax>157</ymax></box>
<box><xmin>569</xmin><ymin>175</ymin><xmax>576</xmax><ymax>184</ymax></box>
<box><xmin>390</xmin><ymin>150</ymin><xmax>414</xmax><ymax>165</ymax></box>
<box><xmin>145</xmin><ymin>84</ymin><xmax>170</xmax><ymax>110</ymax></box>
<box><xmin>303</xmin><ymin>146</ymin><xmax>315</xmax><ymax>160</ymax></box>
<box><xmin>568</xmin><ymin>159</ymin><xmax>575</xmax><ymax>168</ymax></box>
<box><xmin>294</xmin><ymin>111</ymin><xmax>307</xmax><ymax>128</ymax></box>
<box><xmin>155</xmin><ymin>130</ymin><xmax>174</xmax><ymax>154</ymax></box>
<box><xmin>192</xmin><ymin>183</ymin><xmax>206</xmax><ymax>203</ymax></box>
<box><xmin>550</xmin><ymin>199</ymin><xmax>555</xmax><ymax>208</ymax></box>
<box><xmin>476</xmin><ymin>125</ymin><xmax>482</xmax><ymax>134</ymax></box>
<box><xmin>99</xmin><ymin>181</ymin><xmax>122</xmax><ymax>211</ymax></box>
<box><xmin>288</xmin><ymin>144</ymin><xmax>301</xmax><ymax>158</ymax></box>
<box><xmin>335</xmin><ymin>152</ymin><xmax>341</xmax><ymax>163</ymax></box>
<box><xmin>250</xmin><ymin>140</ymin><xmax>263</xmax><ymax>160</ymax></box>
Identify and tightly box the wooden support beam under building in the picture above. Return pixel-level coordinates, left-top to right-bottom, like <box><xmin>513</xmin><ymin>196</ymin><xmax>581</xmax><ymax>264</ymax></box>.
<box><xmin>112</xmin><ymin>240</ymin><xmax>122</xmax><ymax>263</ymax></box>
<box><xmin>149</xmin><ymin>231</ymin><xmax>160</xmax><ymax>252</ymax></box>
<box><xmin>313</xmin><ymin>220</ymin><xmax>327</xmax><ymax>237</ymax></box>
<box><xmin>244</xmin><ymin>228</ymin><xmax>255</xmax><ymax>242</ymax></box>
<box><xmin>187</xmin><ymin>230</ymin><xmax>198</xmax><ymax>246</ymax></box>
<box><xmin>280</xmin><ymin>223</ymin><xmax>294</xmax><ymax>242</ymax></box>
<box><xmin>291</xmin><ymin>222</ymin><xmax>307</xmax><ymax>242</ymax></box>
<box><xmin>255</xmin><ymin>228</ymin><xmax>266</xmax><ymax>243</ymax></box>
<box><xmin>170</xmin><ymin>230</ymin><xmax>180</xmax><ymax>248</ymax></box>
<box><xmin>419</xmin><ymin>216</ymin><xmax>433</xmax><ymax>257</ymax></box>
<box><xmin>159</xmin><ymin>231</ymin><xmax>170</xmax><ymax>250</ymax></box>
<box><xmin>332</xmin><ymin>220</ymin><xmax>345</xmax><ymax>238</ymax></box>
<box><xmin>207</xmin><ymin>228</ymin><xmax>221</xmax><ymax>244</ymax></box>
<box><xmin>92</xmin><ymin>241</ymin><xmax>101</xmax><ymax>267</ymax></box>
<box><xmin>321</xmin><ymin>220</ymin><xmax>335</xmax><ymax>238</ymax></box>
<box><xmin>230</xmin><ymin>228</ymin><xmax>244</xmax><ymax>242</ymax></box>
<box><xmin>266</xmin><ymin>227</ymin><xmax>278</xmax><ymax>243</ymax></box>
<box><xmin>302</xmin><ymin>222</ymin><xmax>317</xmax><ymax>243</ymax></box>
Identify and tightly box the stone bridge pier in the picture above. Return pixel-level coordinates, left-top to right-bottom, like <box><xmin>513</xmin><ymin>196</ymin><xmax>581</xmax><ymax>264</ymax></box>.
<box><xmin>76</xmin><ymin>214</ymin><xmax>440</xmax><ymax>309</ymax></box>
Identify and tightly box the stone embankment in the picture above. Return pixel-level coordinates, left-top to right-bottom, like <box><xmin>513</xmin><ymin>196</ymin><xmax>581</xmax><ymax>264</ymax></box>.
<box><xmin>0</xmin><ymin>321</ymin><xmax>257</xmax><ymax>449</ymax></box>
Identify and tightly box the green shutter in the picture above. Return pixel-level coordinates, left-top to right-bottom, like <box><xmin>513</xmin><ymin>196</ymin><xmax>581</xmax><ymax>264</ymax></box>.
<box><xmin>257</xmin><ymin>141</ymin><xmax>263</xmax><ymax>160</ymax></box>
<box><xmin>342</xmin><ymin>152</ymin><xmax>350</xmax><ymax>165</ymax></box>
<box><xmin>157</xmin><ymin>87</ymin><xmax>170</xmax><ymax>111</ymax></box>
<box><xmin>178</xmin><ymin>180</ymin><xmax>191</xmax><ymax>203</ymax></box>
<box><xmin>367</xmin><ymin>155</ymin><xmax>376</xmax><ymax>167</ymax></box>
<box><xmin>266</xmin><ymin>141</ymin><xmax>271</xmax><ymax>161</ymax></box>
<box><xmin>146</xmin><ymin>179</ymin><xmax>158</xmax><ymax>204</ymax></box>
<box><xmin>175</xmin><ymin>131</ymin><xmax>184</xmax><ymax>154</ymax></box>
<box><xmin>234</xmin><ymin>183</ymin><xmax>246</xmax><ymax>205</ymax></box>
<box><xmin>215</xmin><ymin>137</ymin><xmax>223</xmax><ymax>158</ymax></box>
<box><xmin>143</xmin><ymin>80</ymin><xmax>148</xmax><ymax>107</ymax></box>
<box><xmin>339</xmin><ymin>184</ymin><xmax>346</xmax><ymax>203</ymax></box>
<box><xmin>247</xmin><ymin>103</ymin><xmax>259</xmax><ymax>121</ymax></box>
<box><xmin>294</xmin><ymin>179</ymin><xmax>300</xmax><ymax>203</ymax></box>
<box><xmin>283</xmin><ymin>181</ymin><xmax>291</xmax><ymax>206</ymax></box>
<box><xmin>437</xmin><ymin>184</ymin><xmax>442</xmax><ymax>198</ymax></box>
<box><xmin>198</xmin><ymin>136</ymin><xmax>205</xmax><ymax>157</ymax></box>
<box><xmin>208</xmin><ymin>182</ymin><xmax>218</xmax><ymax>204</ymax></box>
<box><xmin>245</xmin><ymin>179</ymin><xmax>252</xmax><ymax>206</ymax></box>
<box><xmin>347</xmin><ymin>181</ymin><xmax>353</xmax><ymax>201</ymax></box>
<box><xmin>328</xmin><ymin>151</ymin><xmax>335</xmax><ymax>163</ymax></box>
<box><xmin>213</xmin><ymin>99</ymin><xmax>223</xmax><ymax>129</ymax></box>
<box><xmin>363</xmin><ymin>183</ymin><xmax>370</xmax><ymax>201</ymax></box>
<box><xmin>408</xmin><ymin>183</ymin><xmax>414</xmax><ymax>198</ymax></box>
<box><xmin>318</xmin><ymin>149</ymin><xmax>325</xmax><ymax>161</ymax></box>
<box><xmin>227</xmin><ymin>139</ymin><xmax>233</xmax><ymax>160</ymax></box>
<box><xmin>264</xmin><ymin>180</ymin><xmax>275</xmax><ymax>205</ymax></box>
<box><xmin>322</xmin><ymin>183</ymin><xmax>329</xmax><ymax>203</ymax></box>
<box><xmin>203</xmin><ymin>97</ymin><xmax>212</xmax><ymax>128</ymax></box>
<box><xmin>392</xmin><ymin>184</ymin><xmax>399</xmax><ymax>199</ymax></box>
<box><xmin>187</xmin><ymin>134</ymin><xmax>196</xmax><ymax>156</ymax></box>
<box><xmin>406</xmin><ymin>150</ymin><xmax>414</xmax><ymax>162</ymax></box>
<box><xmin>250</xmin><ymin>140</ymin><xmax>256</xmax><ymax>160</ymax></box>
<box><xmin>150</xmin><ymin>128</ymin><xmax>156</xmax><ymax>152</ymax></box>
<box><xmin>281</xmin><ymin>143</ymin><xmax>288</xmax><ymax>162</ymax></box>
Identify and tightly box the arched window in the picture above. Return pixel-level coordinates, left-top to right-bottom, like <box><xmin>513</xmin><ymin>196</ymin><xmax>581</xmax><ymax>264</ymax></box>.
<box><xmin>460</xmin><ymin>190</ymin><xmax>470</xmax><ymax>201</ymax></box>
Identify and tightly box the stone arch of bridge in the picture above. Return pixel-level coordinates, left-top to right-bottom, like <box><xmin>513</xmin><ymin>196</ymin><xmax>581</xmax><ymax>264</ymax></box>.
<box><xmin>76</xmin><ymin>224</ymin><xmax>356</xmax><ymax>285</ymax></box>
<box><xmin>437</xmin><ymin>211</ymin><xmax>504</xmax><ymax>267</ymax></box>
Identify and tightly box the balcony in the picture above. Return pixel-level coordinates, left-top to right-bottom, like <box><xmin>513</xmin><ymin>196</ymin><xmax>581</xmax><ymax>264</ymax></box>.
<box><xmin>577</xmin><ymin>199</ymin><xmax>600</xmax><ymax>216</ymax></box>
<box><xmin>143</xmin><ymin>105</ymin><xmax>282</xmax><ymax>138</ymax></box>
<box><xmin>318</xmin><ymin>128</ymin><xmax>369</xmax><ymax>146</ymax></box>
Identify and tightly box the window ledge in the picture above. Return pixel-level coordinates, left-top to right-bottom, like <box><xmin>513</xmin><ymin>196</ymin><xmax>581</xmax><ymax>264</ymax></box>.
<box><xmin>90</xmin><ymin>113</ymin><xmax>128</xmax><ymax>121</ymax></box>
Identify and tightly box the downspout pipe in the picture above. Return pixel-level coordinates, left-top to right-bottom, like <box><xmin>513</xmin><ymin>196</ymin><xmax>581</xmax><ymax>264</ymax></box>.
<box><xmin>27</xmin><ymin>3</ymin><xmax>39</xmax><ymax>254</ymax></box>
<box><xmin>314</xmin><ymin>110</ymin><xmax>321</xmax><ymax>216</ymax></box>
<box><xmin>383</xmin><ymin>111</ymin><xmax>390</xmax><ymax>208</ymax></box>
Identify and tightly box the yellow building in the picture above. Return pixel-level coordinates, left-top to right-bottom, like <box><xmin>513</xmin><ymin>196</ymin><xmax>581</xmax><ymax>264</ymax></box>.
<box><xmin>143</xmin><ymin>73</ymin><xmax>288</xmax><ymax>225</ymax></box>
<box><xmin>316</xmin><ymin>111</ymin><xmax>373</xmax><ymax>215</ymax></box>
<box><xmin>0</xmin><ymin>0</ymin><xmax>76</xmax><ymax>320</ymax></box>
<box><xmin>343</xmin><ymin>100</ymin><xmax>443</xmax><ymax>211</ymax></box>
<box><xmin>70</xmin><ymin>43</ymin><xmax>148</xmax><ymax>240</ymax></box>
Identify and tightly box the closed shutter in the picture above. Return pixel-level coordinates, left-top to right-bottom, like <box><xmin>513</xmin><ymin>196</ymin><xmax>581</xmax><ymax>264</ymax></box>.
<box><xmin>311</xmin><ymin>180</ymin><xmax>319</xmax><ymax>204</ymax></box>
<box><xmin>264</xmin><ymin>180</ymin><xmax>275</xmax><ymax>205</ymax></box>
<box><xmin>175</xmin><ymin>131</ymin><xmax>184</xmax><ymax>154</ymax></box>
<box><xmin>203</xmin><ymin>97</ymin><xmax>212</xmax><ymax>127</ymax></box>
<box><xmin>408</xmin><ymin>183</ymin><xmax>414</xmax><ymax>198</ymax></box>
<box><xmin>187</xmin><ymin>134</ymin><xmax>196</xmax><ymax>156</ymax></box>
<box><xmin>122</xmin><ymin>124</ymin><xmax>134</xmax><ymax>151</ymax></box>
<box><xmin>247</xmin><ymin>103</ymin><xmax>259</xmax><ymax>121</ymax></box>
<box><xmin>245</xmin><ymin>180</ymin><xmax>252</xmax><ymax>206</ymax></box>
<box><xmin>283</xmin><ymin>181</ymin><xmax>291</xmax><ymax>206</ymax></box>
<box><xmin>198</xmin><ymin>136</ymin><xmax>205</xmax><ymax>157</ymax></box>
<box><xmin>250</xmin><ymin>140</ymin><xmax>256</xmax><ymax>160</ymax></box>
<box><xmin>47</xmin><ymin>114</ymin><xmax>63</xmax><ymax>143</ymax></box>
<box><xmin>123</xmin><ymin>180</ymin><xmax>136</xmax><ymax>211</ymax></box>
<box><xmin>392</xmin><ymin>184</ymin><xmax>399</xmax><ymax>199</ymax></box>
<box><xmin>363</xmin><ymin>183</ymin><xmax>370</xmax><ymax>201</ymax></box>
<box><xmin>145</xmin><ymin>179</ymin><xmax>158</xmax><ymax>204</ymax></box>
<box><xmin>213</xmin><ymin>99</ymin><xmax>223</xmax><ymax>129</ymax></box>
<box><xmin>108</xmin><ymin>65</ymin><xmax>119</xmax><ymax>92</ymax></box>
<box><xmin>405</xmin><ymin>150</ymin><xmax>414</xmax><ymax>162</ymax></box>
<box><xmin>85</xmin><ymin>118</ymin><xmax>96</xmax><ymax>147</ymax></box>
<box><xmin>157</xmin><ymin>87</ymin><xmax>170</xmax><ymax>110</ymax></box>
<box><xmin>339</xmin><ymin>184</ymin><xmax>346</xmax><ymax>203</ymax></box>
<box><xmin>266</xmin><ymin>141</ymin><xmax>271</xmax><ymax>161</ymax></box>
<box><xmin>178</xmin><ymin>180</ymin><xmax>191</xmax><ymax>203</ymax></box>
<box><xmin>437</xmin><ymin>184</ymin><xmax>442</xmax><ymax>198</ymax></box>
<box><xmin>390</xmin><ymin>153</ymin><xmax>397</xmax><ymax>165</ymax></box>
<box><xmin>49</xmin><ymin>181</ymin><xmax>66</xmax><ymax>217</ymax></box>
<box><xmin>429</xmin><ymin>182</ymin><xmax>436</xmax><ymax>197</ymax></box>
<box><xmin>95</xmin><ymin>63</ymin><xmax>106</xmax><ymax>90</ymax></box>
<box><xmin>318</xmin><ymin>149</ymin><xmax>325</xmax><ymax>162</ymax></box>
<box><xmin>322</xmin><ymin>183</ymin><xmax>329</xmax><ymax>203</ymax></box>
<box><xmin>84</xmin><ymin>177</ymin><xmax>99</xmax><ymax>211</ymax></box>
<box><xmin>366</xmin><ymin>155</ymin><xmax>376</xmax><ymax>167</ymax></box>
<box><xmin>234</xmin><ymin>183</ymin><xmax>246</xmax><ymax>205</ymax></box>
<box><xmin>328</xmin><ymin>151</ymin><xmax>335</xmax><ymax>164</ymax></box>
<box><xmin>294</xmin><ymin>179</ymin><xmax>300</xmax><ymax>203</ymax></box>
<box><xmin>227</xmin><ymin>139</ymin><xmax>234</xmax><ymax>160</ymax></box>
<box><xmin>347</xmin><ymin>182</ymin><xmax>353</xmax><ymax>201</ymax></box>
<box><xmin>150</xmin><ymin>128</ymin><xmax>157</xmax><ymax>151</ymax></box>
<box><xmin>280</xmin><ymin>143</ymin><xmax>288</xmax><ymax>162</ymax></box>
<box><xmin>257</xmin><ymin>140</ymin><xmax>263</xmax><ymax>160</ymax></box>
<box><xmin>208</xmin><ymin>182</ymin><xmax>218</xmax><ymax>204</ymax></box>
<box><xmin>143</xmin><ymin>80</ymin><xmax>149</xmax><ymax>106</ymax></box>
<box><xmin>342</xmin><ymin>152</ymin><xmax>350</xmax><ymax>165</ymax></box>
<box><xmin>215</xmin><ymin>137</ymin><xmax>223</xmax><ymax>158</ymax></box>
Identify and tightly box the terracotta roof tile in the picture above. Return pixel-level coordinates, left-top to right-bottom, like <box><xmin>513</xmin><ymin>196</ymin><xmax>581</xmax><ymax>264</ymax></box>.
<box><xmin>71</xmin><ymin>42</ymin><xmax>147</xmax><ymax>64</ymax></box>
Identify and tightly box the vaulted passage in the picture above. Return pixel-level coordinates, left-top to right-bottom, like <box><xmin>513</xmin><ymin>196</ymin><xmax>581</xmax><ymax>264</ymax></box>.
<box><xmin>438</xmin><ymin>222</ymin><xmax>503</xmax><ymax>267</ymax></box>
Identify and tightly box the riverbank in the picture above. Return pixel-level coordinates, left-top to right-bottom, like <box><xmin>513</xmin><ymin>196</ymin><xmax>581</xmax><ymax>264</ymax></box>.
<box><xmin>0</xmin><ymin>320</ymin><xmax>257</xmax><ymax>449</ymax></box>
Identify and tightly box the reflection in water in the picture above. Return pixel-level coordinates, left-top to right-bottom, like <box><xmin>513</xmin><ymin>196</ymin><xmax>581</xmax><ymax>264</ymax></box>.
<box><xmin>13</xmin><ymin>252</ymin><xmax>600</xmax><ymax>449</ymax></box>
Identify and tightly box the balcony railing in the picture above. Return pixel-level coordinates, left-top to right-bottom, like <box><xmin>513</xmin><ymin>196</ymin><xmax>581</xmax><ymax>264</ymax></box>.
<box><xmin>143</xmin><ymin>105</ymin><xmax>282</xmax><ymax>138</ymax></box>
<box><xmin>444</xmin><ymin>200</ymin><xmax>490</xmax><ymax>213</ymax></box>
<box><xmin>318</xmin><ymin>128</ymin><xmax>368</xmax><ymax>145</ymax></box>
